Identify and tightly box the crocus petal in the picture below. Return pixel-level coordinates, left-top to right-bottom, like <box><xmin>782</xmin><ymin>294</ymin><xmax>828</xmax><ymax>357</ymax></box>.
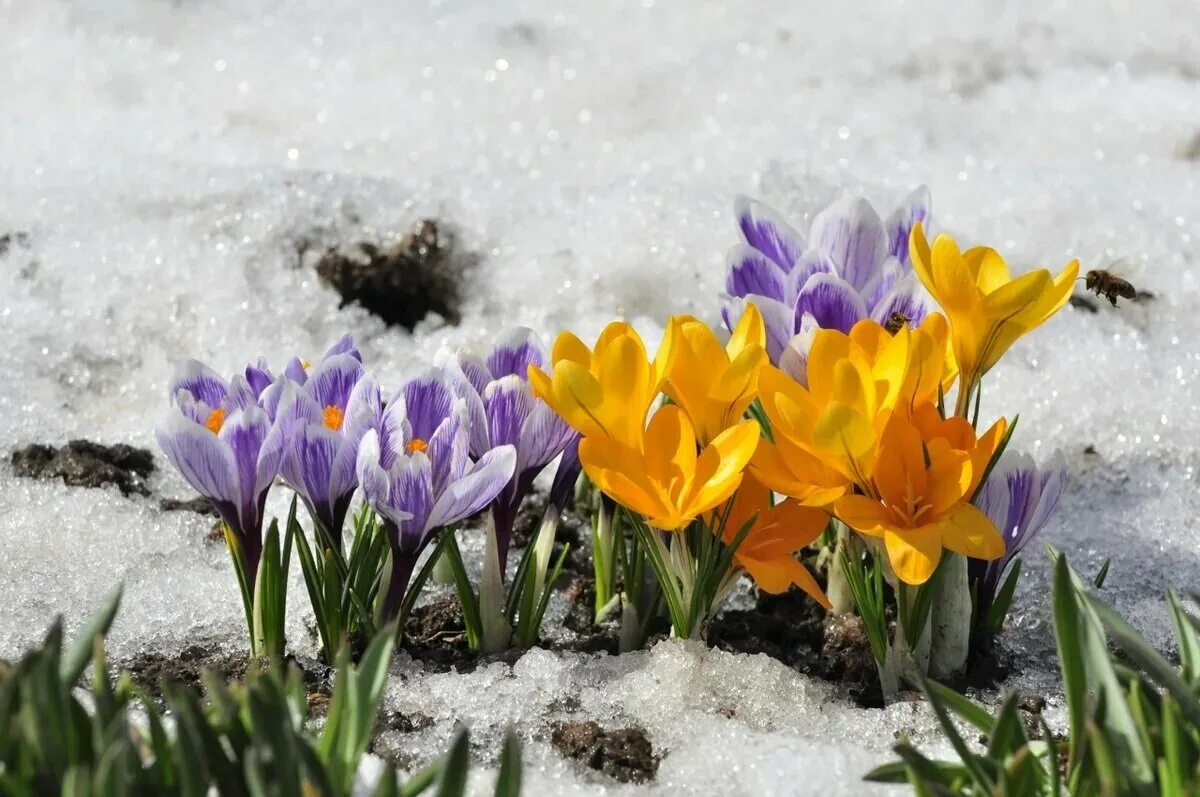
<box><xmin>289</xmin><ymin>424</ymin><xmax>340</xmax><ymax>514</ymax></box>
<box><xmin>168</xmin><ymin>359</ymin><xmax>228</xmax><ymax>407</ymax></box>
<box><xmin>484</xmin><ymin>376</ymin><xmax>535</xmax><ymax>449</ymax></box>
<box><xmin>794</xmin><ymin>273</ymin><xmax>868</xmax><ymax>335</ymax></box>
<box><xmin>323</xmin><ymin>333</ymin><xmax>362</xmax><ymax>362</ymax></box>
<box><xmin>939</xmin><ymin>503</ymin><xmax>1005</xmax><ymax>560</ymax></box>
<box><xmin>425</xmin><ymin>399</ymin><xmax>470</xmax><ymax>496</ymax></box>
<box><xmin>304</xmin><ymin>354</ymin><xmax>364</xmax><ymax>411</ymax></box>
<box><xmin>518</xmin><ymin>402</ymin><xmax>576</xmax><ymax>475</ymax></box>
<box><xmin>884</xmin><ymin>526</ymin><xmax>943</xmax><ymax>585</ymax></box>
<box><xmin>457</xmin><ymin>352</ymin><xmax>493</xmax><ymax>396</ymax></box>
<box><xmin>391</xmin><ymin>454</ymin><xmax>435</xmax><ymax>551</ymax></box>
<box><xmin>779</xmin><ymin>315</ymin><xmax>820</xmax><ymax>387</ymax></box>
<box><xmin>725</xmin><ymin>244</ymin><xmax>789</xmax><ymax>302</ymax></box>
<box><xmin>486</xmin><ymin>327</ymin><xmax>548</xmax><ymax>379</ymax></box>
<box><xmin>244</xmin><ymin>359</ymin><xmax>274</xmax><ymax>397</ymax></box>
<box><xmin>734</xmin><ymin>196</ymin><xmax>805</xmax><ymax>270</ymax></box>
<box><xmin>357</xmin><ymin>431</ymin><xmax>401</xmax><ymax>523</ymax></box>
<box><xmin>218</xmin><ymin>406</ymin><xmax>273</xmax><ymax>533</ymax></box>
<box><xmin>284</xmin><ymin>357</ymin><xmax>309</xmax><ymax>385</ymax></box>
<box><xmin>884</xmin><ymin>185</ymin><xmax>930</xmax><ymax>265</ymax></box>
<box><xmin>156</xmin><ymin>413</ymin><xmax>240</xmax><ymax>506</ymax></box>
<box><xmin>808</xmin><ymin>197</ymin><xmax>888</xmax><ymax>293</ymax></box>
<box><xmin>739</xmin><ymin>295</ymin><xmax>795</xmax><ymax>365</ymax></box>
<box><xmin>400</xmin><ymin>371</ymin><xmax>455</xmax><ymax>442</ymax></box>
<box><xmin>426</xmin><ymin>445</ymin><xmax>518</xmax><ymax>531</ymax></box>
<box><xmin>869</xmin><ymin>273</ymin><xmax>937</xmax><ymax>328</ymax></box>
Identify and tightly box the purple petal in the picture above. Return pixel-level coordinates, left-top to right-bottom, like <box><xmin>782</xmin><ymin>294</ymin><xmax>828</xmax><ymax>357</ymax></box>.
<box><xmin>401</xmin><ymin>371</ymin><xmax>455</xmax><ymax>443</ymax></box>
<box><xmin>169</xmin><ymin>360</ymin><xmax>228</xmax><ymax>407</ymax></box>
<box><xmin>486</xmin><ymin>327</ymin><xmax>547</xmax><ymax>380</ymax></box>
<box><xmin>861</xmin><ymin>256</ymin><xmax>904</xmax><ymax>311</ymax></box>
<box><xmin>437</xmin><ymin>359</ymin><xmax>490</xmax><ymax>457</ymax></box>
<box><xmin>734</xmin><ymin>196</ymin><xmax>805</xmax><ymax>270</ymax></box>
<box><xmin>783</xmin><ymin>250</ymin><xmax>837</xmax><ymax>301</ymax></box>
<box><xmin>222</xmin><ymin>376</ymin><xmax>257</xmax><ymax>412</ymax></box>
<box><xmin>218</xmin><ymin>406</ymin><xmax>272</xmax><ymax>535</ymax></box>
<box><xmin>456</xmin><ymin>352</ymin><xmax>493</xmax><ymax>396</ymax></box>
<box><xmin>884</xmin><ymin>185</ymin><xmax>931</xmax><ymax>265</ymax></box>
<box><xmin>868</xmin><ymin>274</ymin><xmax>937</xmax><ymax>328</ymax></box>
<box><xmin>357</xmin><ymin>431</ymin><xmax>395</xmax><ymax>518</ymax></box>
<box><xmin>287</xmin><ymin>424</ymin><xmax>340</xmax><ymax>516</ymax></box>
<box><xmin>343</xmin><ymin>374</ymin><xmax>383</xmax><ymax>438</ymax></box>
<box><xmin>794</xmin><ymin>273</ymin><xmax>868</xmax><ymax>334</ymax></box>
<box><xmin>484</xmin><ymin>376</ymin><xmax>535</xmax><ymax>450</ymax></box>
<box><xmin>426</xmin><ymin>446</ymin><xmax>518</xmax><ymax>532</ymax></box>
<box><xmin>518</xmin><ymin>401</ymin><xmax>576</xmax><ymax>475</ymax></box>
<box><xmin>378</xmin><ymin>397</ymin><xmax>412</xmax><ymax>471</ymax></box>
<box><xmin>426</xmin><ymin>399</ymin><xmax>470</xmax><ymax>497</ymax></box>
<box><xmin>1027</xmin><ymin>451</ymin><xmax>1067</xmax><ymax>538</ymax></box>
<box><xmin>156</xmin><ymin>413</ymin><xmax>239</xmax><ymax>506</ymax></box>
<box><xmin>725</xmin><ymin>244</ymin><xmax>789</xmax><ymax>302</ymax></box>
<box><xmin>304</xmin><ymin>354</ymin><xmax>364</xmax><ymax>411</ymax></box>
<box><xmin>809</xmin><ymin>197</ymin><xmax>888</xmax><ymax>293</ymax></box>
<box><xmin>323</xmin><ymin>333</ymin><xmax>363</xmax><ymax>362</ymax></box>
<box><xmin>244</xmin><ymin>359</ymin><xmax>275</xmax><ymax>398</ymax></box>
<box><xmin>392</xmin><ymin>455</ymin><xmax>435</xmax><ymax>552</ymax></box>
<box><xmin>284</xmin><ymin>357</ymin><xmax>309</xmax><ymax>385</ymax></box>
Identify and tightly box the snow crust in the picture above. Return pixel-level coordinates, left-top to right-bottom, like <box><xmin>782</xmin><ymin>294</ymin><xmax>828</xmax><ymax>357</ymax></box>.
<box><xmin>2</xmin><ymin>1</ymin><xmax>1198</xmax><ymax>793</ymax></box>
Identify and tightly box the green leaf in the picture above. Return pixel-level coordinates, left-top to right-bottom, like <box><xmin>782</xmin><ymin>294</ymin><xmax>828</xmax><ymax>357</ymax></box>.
<box><xmin>441</xmin><ymin>534</ymin><xmax>483</xmax><ymax>650</ymax></box>
<box><xmin>1168</xmin><ymin>590</ymin><xmax>1200</xmax><ymax>682</ymax></box>
<box><xmin>986</xmin><ymin>693</ymin><xmax>1028</xmax><ymax>758</ymax></box>
<box><xmin>970</xmin><ymin>414</ymin><xmax>1018</xmax><ymax>503</ymax></box>
<box><xmin>988</xmin><ymin>559</ymin><xmax>1022</xmax><ymax>634</ymax></box>
<box><xmin>918</xmin><ymin>675</ymin><xmax>995</xmax><ymax>791</ymax></box>
<box><xmin>493</xmin><ymin>731</ymin><xmax>522</xmax><ymax>797</ymax></box>
<box><xmin>224</xmin><ymin>525</ymin><xmax>257</xmax><ymax>655</ymax></box>
<box><xmin>61</xmin><ymin>586</ymin><xmax>122</xmax><ymax>687</ymax></box>
<box><xmin>1050</xmin><ymin>554</ymin><xmax>1088</xmax><ymax>770</ymax></box>
<box><xmin>924</xmin><ymin>679</ymin><xmax>995</xmax><ymax>735</ymax></box>
<box><xmin>1092</xmin><ymin>558</ymin><xmax>1111</xmax><ymax>589</ymax></box>
<box><xmin>434</xmin><ymin>730</ymin><xmax>471</xmax><ymax>797</ymax></box>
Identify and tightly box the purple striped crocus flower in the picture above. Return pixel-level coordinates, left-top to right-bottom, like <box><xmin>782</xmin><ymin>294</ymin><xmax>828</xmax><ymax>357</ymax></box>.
<box><xmin>356</xmin><ymin>367</ymin><xmax>517</xmax><ymax>622</ymax></box>
<box><xmin>971</xmin><ymin>450</ymin><xmax>1068</xmax><ymax>611</ymax></box>
<box><xmin>448</xmin><ymin>328</ymin><xmax>580</xmax><ymax>572</ymax></box>
<box><xmin>276</xmin><ymin>352</ymin><xmax>379</xmax><ymax>550</ymax></box>
<box><xmin>722</xmin><ymin>187</ymin><xmax>937</xmax><ymax>365</ymax></box>
<box><xmin>156</xmin><ymin>360</ymin><xmax>289</xmax><ymax>587</ymax></box>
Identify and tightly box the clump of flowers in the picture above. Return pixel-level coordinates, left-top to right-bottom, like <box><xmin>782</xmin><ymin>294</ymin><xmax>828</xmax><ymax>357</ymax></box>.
<box><xmin>533</xmin><ymin>310</ymin><xmax>830</xmax><ymax>640</ymax></box>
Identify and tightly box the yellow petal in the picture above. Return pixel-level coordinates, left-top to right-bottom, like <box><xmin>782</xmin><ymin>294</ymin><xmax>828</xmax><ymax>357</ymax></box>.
<box><xmin>833</xmin><ymin>495</ymin><xmax>891</xmax><ymax>537</ymax></box>
<box><xmin>579</xmin><ymin>437</ymin><xmax>666</xmax><ymax>520</ymax></box>
<box><xmin>884</xmin><ymin>526</ymin><xmax>943</xmax><ymax>585</ymax></box>
<box><xmin>551</xmin><ymin>331</ymin><xmax>593</xmax><ymax>367</ymax></box>
<box><xmin>551</xmin><ymin>361</ymin><xmax>608</xmax><ymax>438</ymax></box>
<box><xmin>739</xmin><ymin>552</ymin><xmax>830</xmax><ymax>608</ymax></box>
<box><xmin>689</xmin><ymin>420</ymin><xmax>759</xmax><ymax>516</ymax></box>
<box><xmin>811</xmin><ymin>402</ymin><xmax>876</xmax><ymax>483</ymax></box>
<box><xmin>729</xmin><ymin>302</ymin><xmax>767</xmax><ymax>357</ymax></box>
<box><xmin>964</xmin><ymin>246</ymin><xmax>1011</xmax><ymax>293</ymax></box>
<box><xmin>930</xmin><ymin>233</ymin><xmax>980</xmax><ymax>314</ymax></box>
<box><xmin>909</xmin><ymin>222</ymin><xmax>936</xmax><ymax>295</ymax></box>
<box><xmin>937</xmin><ymin>502</ymin><xmax>1004</xmax><ymax>560</ymax></box>
<box><xmin>643</xmin><ymin>405</ymin><xmax>697</xmax><ymax>493</ymax></box>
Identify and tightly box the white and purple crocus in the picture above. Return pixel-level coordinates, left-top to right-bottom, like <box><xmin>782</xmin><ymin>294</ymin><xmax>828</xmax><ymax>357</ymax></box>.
<box><xmin>971</xmin><ymin>450</ymin><xmax>1068</xmax><ymax>613</ymax></box>
<box><xmin>156</xmin><ymin>361</ymin><xmax>288</xmax><ymax>589</ymax></box>
<box><xmin>450</xmin><ymin>328</ymin><xmax>580</xmax><ymax>574</ymax></box>
<box><xmin>356</xmin><ymin>367</ymin><xmax>518</xmax><ymax>622</ymax></box>
<box><xmin>723</xmin><ymin>187</ymin><xmax>937</xmax><ymax>367</ymax></box>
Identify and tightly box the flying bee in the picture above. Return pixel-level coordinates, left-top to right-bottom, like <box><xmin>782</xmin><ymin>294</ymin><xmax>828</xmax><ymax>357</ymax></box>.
<box><xmin>1083</xmin><ymin>267</ymin><xmax>1137</xmax><ymax>307</ymax></box>
<box><xmin>883</xmin><ymin>311</ymin><xmax>911</xmax><ymax>335</ymax></box>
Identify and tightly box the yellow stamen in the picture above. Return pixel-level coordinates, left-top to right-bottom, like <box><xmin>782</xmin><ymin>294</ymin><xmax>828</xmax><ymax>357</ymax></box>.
<box><xmin>301</xmin><ymin>359</ymin><xmax>312</xmax><ymax>370</ymax></box>
<box><xmin>323</xmin><ymin>405</ymin><xmax>345</xmax><ymax>431</ymax></box>
<box><xmin>406</xmin><ymin>438</ymin><xmax>429</xmax><ymax>454</ymax></box>
<box><xmin>205</xmin><ymin>407</ymin><xmax>226</xmax><ymax>435</ymax></box>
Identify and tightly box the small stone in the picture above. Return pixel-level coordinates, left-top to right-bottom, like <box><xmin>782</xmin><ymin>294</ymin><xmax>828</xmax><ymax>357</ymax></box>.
<box><xmin>159</xmin><ymin>496</ymin><xmax>219</xmax><ymax>516</ymax></box>
<box><xmin>12</xmin><ymin>440</ymin><xmax>155</xmax><ymax>496</ymax></box>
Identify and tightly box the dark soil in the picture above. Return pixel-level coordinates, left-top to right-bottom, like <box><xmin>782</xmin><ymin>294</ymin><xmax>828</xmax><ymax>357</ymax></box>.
<box><xmin>709</xmin><ymin>587</ymin><xmax>884</xmax><ymax>707</ymax></box>
<box><xmin>401</xmin><ymin>594</ymin><xmax>523</xmax><ymax>672</ymax></box>
<box><xmin>118</xmin><ymin>644</ymin><xmax>249</xmax><ymax>699</ymax></box>
<box><xmin>12</xmin><ymin>440</ymin><xmax>155</xmax><ymax>496</ymax></box>
<box><xmin>159</xmin><ymin>496</ymin><xmax>218</xmax><ymax>516</ymax></box>
<box><xmin>314</xmin><ymin>219</ymin><xmax>475</xmax><ymax>331</ymax></box>
<box><xmin>550</xmin><ymin>721</ymin><xmax>659</xmax><ymax>783</ymax></box>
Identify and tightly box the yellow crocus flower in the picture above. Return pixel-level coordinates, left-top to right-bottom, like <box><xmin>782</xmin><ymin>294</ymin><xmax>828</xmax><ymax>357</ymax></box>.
<box><xmin>664</xmin><ymin>306</ymin><xmax>768</xmax><ymax>446</ymax></box>
<box><xmin>529</xmin><ymin>321</ymin><xmax>675</xmax><ymax>448</ymax></box>
<box><xmin>909</xmin><ymin>222</ymin><xmax>1078</xmax><ymax>414</ymax></box>
<box><xmin>832</xmin><ymin>409</ymin><xmax>1006</xmax><ymax>585</ymax></box>
<box><xmin>579</xmin><ymin>405</ymin><xmax>759</xmax><ymax>531</ymax></box>
<box><xmin>719</xmin><ymin>472</ymin><xmax>831</xmax><ymax>607</ymax></box>
<box><xmin>751</xmin><ymin>317</ymin><xmax>954</xmax><ymax>505</ymax></box>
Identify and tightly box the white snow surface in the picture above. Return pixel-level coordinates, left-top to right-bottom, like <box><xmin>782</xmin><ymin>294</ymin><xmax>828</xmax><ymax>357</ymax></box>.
<box><xmin>2</xmin><ymin>0</ymin><xmax>1199</xmax><ymax>794</ymax></box>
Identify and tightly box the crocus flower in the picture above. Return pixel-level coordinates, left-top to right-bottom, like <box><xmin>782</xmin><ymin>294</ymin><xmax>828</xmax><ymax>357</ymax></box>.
<box><xmin>579</xmin><ymin>405</ymin><xmax>759</xmax><ymax>531</ymax></box>
<box><xmin>258</xmin><ymin>334</ymin><xmax>364</xmax><ymax>420</ymax></box>
<box><xmin>909</xmin><ymin>223</ymin><xmax>1078</xmax><ymax>413</ymax></box>
<box><xmin>724</xmin><ymin>188</ymin><xmax>936</xmax><ymax>365</ymax></box>
<box><xmin>156</xmin><ymin>360</ymin><xmax>287</xmax><ymax>586</ymax></box>
<box><xmin>277</xmin><ymin>353</ymin><xmax>378</xmax><ymax>550</ymax></box>
<box><xmin>663</xmin><ymin>306</ymin><xmax>768</xmax><ymax>446</ymax></box>
<box><xmin>719</xmin><ymin>472</ymin><xmax>830</xmax><ymax>608</ymax></box>
<box><xmin>971</xmin><ymin>450</ymin><xmax>1067</xmax><ymax>608</ymax></box>
<box><xmin>450</xmin><ymin>327</ymin><xmax>578</xmax><ymax>571</ymax></box>
<box><xmin>751</xmin><ymin>316</ymin><xmax>952</xmax><ymax>507</ymax></box>
<box><xmin>356</xmin><ymin>367</ymin><xmax>517</xmax><ymax>621</ymax></box>
<box><xmin>833</xmin><ymin>412</ymin><xmax>1007</xmax><ymax>585</ymax></box>
<box><xmin>528</xmin><ymin>322</ymin><xmax>675</xmax><ymax>449</ymax></box>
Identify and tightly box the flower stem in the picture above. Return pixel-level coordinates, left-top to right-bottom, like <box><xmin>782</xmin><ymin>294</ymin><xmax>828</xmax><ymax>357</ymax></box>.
<box><xmin>825</xmin><ymin>521</ymin><xmax>855</xmax><ymax>615</ymax></box>
<box><xmin>479</xmin><ymin>515</ymin><xmax>513</xmax><ymax>653</ymax></box>
<box><xmin>929</xmin><ymin>552</ymin><xmax>971</xmax><ymax>679</ymax></box>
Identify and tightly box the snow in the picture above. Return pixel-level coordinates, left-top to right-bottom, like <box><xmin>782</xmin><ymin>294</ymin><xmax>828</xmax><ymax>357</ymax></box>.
<box><xmin>2</xmin><ymin>0</ymin><xmax>1198</xmax><ymax>793</ymax></box>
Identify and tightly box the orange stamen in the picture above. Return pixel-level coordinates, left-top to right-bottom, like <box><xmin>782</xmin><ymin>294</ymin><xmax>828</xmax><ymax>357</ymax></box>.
<box><xmin>323</xmin><ymin>405</ymin><xmax>345</xmax><ymax>431</ymax></box>
<box><xmin>406</xmin><ymin>438</ymin><xmax>429</xmax><ymax>454</ymax></box>
<box><xmin>205</xmin><ymin>407</ymin><xmax>226</xmax><ymax>435</ymax></box>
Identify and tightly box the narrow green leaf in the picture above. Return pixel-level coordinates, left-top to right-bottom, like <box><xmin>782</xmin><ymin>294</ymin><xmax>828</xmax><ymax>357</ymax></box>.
<box><xmin>1092</xmin><ymin>558</ymin><xmax>1111</xmax><ymax>589</ymax></box>
<box><xmin>61</xmin><ymin>586</ymin><xmax>123</xmax><ymax>686</ymax></box>
<box><xmin>1168</xmin><ymin>590</ymin><xmax>1200</xmax><ymax>682</ymax></box>
<box><xmin>434</xmin><ymin>730</ymin><xmax>471</xmax><ymax>797</ymax></box>
<box><xmin>493</xmin><ymin>731</ymin><xmax>522</xmax><ymax>797</ymax></box>
<box><xmin>918</xmin><ymin>675</ymin><xmax>995</xmax><ymax>791</ymax></box>
<box><xmin>988</xmin><ymin>559</ymin><xmax>1022</xmax><ymax>634</ymax></box>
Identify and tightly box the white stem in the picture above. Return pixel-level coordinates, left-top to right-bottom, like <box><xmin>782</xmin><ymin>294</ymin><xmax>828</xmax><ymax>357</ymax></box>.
<box><xmin>529</xmin><ymin>505</ymin><xmax>561</xmax><ymax>604</ymax></box>
<box><xmin>825</xmin><ymin>522</ymin><xmax>855</xmax><ymax>616</ymax></box>
<box><xmin>618</xmin><ymin>596</ymin><xmax>643</xmax><ymax>652</ymax></box>
<box><xmin>430</xmin><ymin>548</ymin><xmax>456</xmax><ymax>585</ymax></box>
<box><xmin>929</xmin><ymin>552</ymin><xmax>971</xmax><ymax>679</ymax></box>
<box><xmin>479</xmin><ymin>515</ymin><xmax>512</xmax><ymax>653</ymax></box>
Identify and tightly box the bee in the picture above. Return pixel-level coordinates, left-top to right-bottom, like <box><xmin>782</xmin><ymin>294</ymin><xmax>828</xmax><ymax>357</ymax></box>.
<box><xmin>1084</xmin><ymin>269</ymin><xmax>1137</xmax><ymax>307</ymax></box>
<box><xmin>883</xmin><ymin>311</ymin><xmax>911</xmax><ymax>335</ymax></box>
